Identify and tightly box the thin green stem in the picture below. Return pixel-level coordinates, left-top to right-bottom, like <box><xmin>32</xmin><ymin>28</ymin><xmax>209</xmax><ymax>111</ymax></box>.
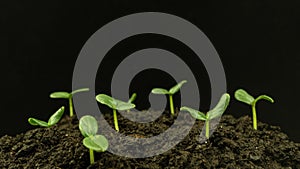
<box><xmin>169</xmin><ymin>95</ymin><xmax>175</xmax><ymax>116</ymax></box>
<box><xmin>113</xmin><ymin>109</ymin><xmax>119</xmax><ymax>132</ymax></box>
<box><xmin>69</xmin><ymin>97</ymin><xmax>74</xmax><ymax>117</ymax></box>
<box><xmin>89</xmin><ymin>149</ymin><xmax>94</xmax><ymax>164</ymax></box>
<box><xmin>205</xmin><ymin>120</ymin><xmax>210</xmax><ymax>139</ymax></box>
<box><xmin>252</xmin><ymin>104</ymin><xmax>257</xmax><ymax>130</ymax></box>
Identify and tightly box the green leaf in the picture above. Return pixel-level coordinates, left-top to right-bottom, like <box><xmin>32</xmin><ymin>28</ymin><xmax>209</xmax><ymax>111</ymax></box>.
<box><xmin>180</xmin><ymin>106</ymin><xmax>207</xmax><ymax>120</ymax></box>
<box><xmin>96</xmin><ymin>94</ymin><xmax>135</xmax><ymax>111</ymax></box>
<box><xmin>208</xmin><ymin>93</ymin><xmax>230</xmax><ymax>120</ymax></box>
<box><xmin>234</xmin><ymin>89</ymin><xmax>254</xmax><ymax>105</ymax></box>
<box><xmin>83</xmin><ymin>135</ymin><xmax>109</xmax><ymax>152</ymax></box>
<box><xmin>151</xmin><ymin>88</ymin><xmax>170</xmax><ymax>95</ymax></box>
<box><xmin>254</xmin><ymin>95</ymin><xmax>274</xmax><ymax>104</ymax></box>
<box><xmin>50</xmin><ymin>92</ymin><xmax>71</xmax><ymax>99</ymax></box>
<box><xmin>115</xmin><ymin>101</ymin><xmax>135</xmax><ymax>111</ymax></box>
<box><xmin>169</xmin><ymin>80</ymin><xmax>187</xmax><ymax>94</ymax></box>
<box><xmin>71</xmin><ymin>88</ymin><xmax>90</xmax><ymax>95</ymax></box>
<box><xmin>96</xmin><ymin>94</ymin><xmax>117</xmax><ymax>109</ymax></box>
<box><xmin>79</xmin><ymin>115</ymin><xmax>98</xmax><ymax>137</ymax></box>
<box><xmin>128</xmin><ymin>93</ymin><xmax>137</xmax><ymax>103</ymax></box>
<box><xmin>48</xmin><ymin>106</ymin><xmax>65</xmax><ymax>126</ymax></box>
<box><xmin>28</xmin><ymin>118</ymin><xmax>49</xmax><ymax>127</ymax></box>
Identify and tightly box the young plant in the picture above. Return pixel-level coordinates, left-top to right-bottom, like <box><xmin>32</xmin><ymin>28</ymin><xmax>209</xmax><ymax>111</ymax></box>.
<box><xmin>96</xmin><ymin>94</ymin><xmax>135</xmax><ymax>132</ymax></box>
<box><xmin>234</xmin><ymin>89</ymin><xmax>274</xmax><ymax>130</ymax></box>
<box><xmin>181</xmin><ymin>93</ymin><xmax>230</xmax><ymax>139</ymax></box>
<box><xmin>28</xmin><ymin>106</ymin><xmax>65</xmax><ymax>127</ymax></box>
<box><xmin>50</xmin><ymin>88</ymin><xmax>89</xmax><ymax>117</ymax></box>
<box><xmin>151</xmin><ymin>80</ymin><xmax>187</xmax><ymax>116</ymax></box>
<box><xmin>79</xmin><ymin>115</ymin><xmax>108</xmax><ymax>164</ymax></box>
<box><xmin>127</xmin><ymin>93</ymin><xmax>137</xmax><ymax>112</ymax></box>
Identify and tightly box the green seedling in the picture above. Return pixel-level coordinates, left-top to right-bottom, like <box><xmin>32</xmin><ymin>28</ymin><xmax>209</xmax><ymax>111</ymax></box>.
<box><xmin>79</xmin><ymin>115</ymin><xmax>108</xmax><ymax>164</ymax></box>
<box><xmin>151</xmin><ymin>80</ymin><xmax>187</xmax><ymax>116</ymax></box>
<box><xmin>127</xmin><ymin>93</ymin><xmax>137</xmax><ymax>112</ymax></box>
<box><xmin>234</xmin><ymin>89</ymin><xmax>274</xmax><ymax>130</ymax></box>
<box><xmin>28</xmin><ymin>106</ymin><xmax>65</xmax><ymax>127</ymax></box>
<box><xmin>96</xmin><ymin>94</ymin><xmax>135</xmax><ymax>132</ymax></box>
<box><xmin>181</xmin><ymin>93</ymin><xmax>230</xmax><ymax>139</ymax></box>
<box><xmin>50</xmin><ymin>88</ymin><xmax>89</xmax><ymax>117</ymax></box>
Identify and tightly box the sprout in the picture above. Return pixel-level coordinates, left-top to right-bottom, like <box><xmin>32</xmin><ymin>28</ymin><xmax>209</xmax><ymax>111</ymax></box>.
<box><xmin>181</xmin><ymin>93</ymin><xmax>230</xmax><ymax>138</ymax></box>
<box><xmin>234</xmin><ymin>89</ymin><xmax>274</xmax><ymax>130</ymax></box>
<box><xmin>50</xmin><ymin>88</ymin><xmax>89</xmax><ymax>117</ymax></box>
<box><xmin>127</xmin><ymin>93</ymin><xmax>137</xmax><ymax>112</ymax></box>
<box><xmin>79</xmin><ymin>115</ymin><xmax>108</xmax><ymax>164</ymax></box>
<box><xmin>151</xmin><ymin>80</ymin><xmax>187</xmax><ymax>116</ymax></box>
<box><xmin>28</xmin><ymin>106</ymin><xmax>65</xmax><ymax>127</ymax></box>
<box><xmin>96</xmin><ymin>94</ymin><xmax>135</xmax><ymax>132</ymax></box>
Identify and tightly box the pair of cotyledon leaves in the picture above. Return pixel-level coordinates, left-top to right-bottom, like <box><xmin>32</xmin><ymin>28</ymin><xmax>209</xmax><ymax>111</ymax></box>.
<box><xmin>96</xmin><ymin>94</ymin><xmax>135</xmax><ymax>111</ymax></box>
<box><xmin>49</xmin><ymin>88</ymin><xmax>90</xmax><ymax>99</ymax></box>
<box><xmin>234</xmin><ymin>89</ymin><xmax>274</xmax><ymax>106</ymax></box>
<box><xmin>79</xmin><ymin>115</ymin><xmax>109</xmax><ymax>152</ymax></box>
<box><xmin>28</xmin><ymin>106</ymin><xmax>65</xmax><ymax>127</ymax></box>
<box><xmin>151</xmin><ymin>80</ymin><xmax>187</xmax><ymax>95</ymax></box>
<box><xmin>181</xmin><ymin>93</ymin><xmax>230</xmax><ymax>121</ymax></box>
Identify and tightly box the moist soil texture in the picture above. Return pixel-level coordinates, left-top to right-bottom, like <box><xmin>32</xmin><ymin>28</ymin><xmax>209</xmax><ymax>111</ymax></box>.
<box><xmin>0</xmin><ymin>111</ymin><xmax>299</xmax><ymax>169</ymax></box>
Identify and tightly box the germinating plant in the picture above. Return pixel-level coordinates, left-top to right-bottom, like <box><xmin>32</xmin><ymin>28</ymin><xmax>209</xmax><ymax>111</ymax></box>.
<box><xmin>50</xmin><ymin>88</ymin><xmax>89</xmax><ymax>117</ymax></box>
<box><xmin>28</xmin><ymin>106</ymin><xmax>65</xmax><ymax>127</ymax></box>
<box><xmin>151</xmin><ymin>80</ymin><xmax>187</xmax><ymax>116</ymax></box>
<box><xmin>79</xmin><ymin>115</ymin><xmax>108</xmax><ymax>164</ymax></box>
<box><xmin>234</xmin><ymin>89</ymin><xmax>274</xmax><ymax>130</ymax></box>
<box><xmin>96</xmin><ymin>94</ymin><xmax>135</xmax><ymax>132</ymax></box>
<box><xmin>127</xmin><ymin>93</ymin><xmax>137</xmax><ymax>112</ymax></box>
<box><xmin>181</xmin><ymin>93</ymin><xmax>230</xmax><ymax>139</ymax></box>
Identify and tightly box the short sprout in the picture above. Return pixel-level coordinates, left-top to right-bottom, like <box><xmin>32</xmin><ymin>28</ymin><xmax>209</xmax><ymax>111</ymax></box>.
<box><xmin>28</xmin><ymin>106</ymin><xmax>65</xmax><ymax>127</ymax></box>
<box><xmin>152</xmin><ymin>80</ymin><xmax>187</xmax><ymax>116</ymax></box>
<box><xmin>79</xmin><ymin>115</ymin><xmax>108</xmax><ymax>164</ymax></box>
<box><xmin>181</xmin><ymin>93</ymin><xmax>230</xmax><ymax>138</ymax></box>
<box><xmin>50</xmin><ymin>88</ymin><xmax>89</xmax><ymax>117</ymax></box>
<box><xmin>96</xmin><ymin>94</ymin><xmax>135</xmax><ymax>132</ymax></box>
<box><xmin>234</xmin><ymin>89</ymin><xmax>274</xmax><ymax>130</ymax></box>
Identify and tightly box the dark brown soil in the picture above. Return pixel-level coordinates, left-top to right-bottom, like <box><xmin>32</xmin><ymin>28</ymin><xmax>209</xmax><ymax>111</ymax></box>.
<box><xmin>0</xmin><ymin>111</ymin><xmax>299</xmax><ymax>169</ymax></box>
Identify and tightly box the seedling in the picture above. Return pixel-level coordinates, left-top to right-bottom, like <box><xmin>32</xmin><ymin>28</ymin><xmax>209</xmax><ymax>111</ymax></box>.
<box><xmin>50</xmin><ymin>88</ymin><xmax>89</xmax><ymax>117</ymax></box>
<box><xmin>28</xmin><ymin>106</ymin><xmax>65</xmax><ymax>127</ymax></box>
<box><xmin>127</xmin><ymin>93</ymin><xmax>137</xmax><ymax>112</ymax></box>
<box><xmin>234</xmin><ymin>89</ymin><xmax>274</xmax><ymax>130</ymax></box>
<box><xmin>181</xmin><ymin>93</ymin><xmax>230</xmax><ymax>138</ymax></box>
<box><xmin>151</xmin><ymin>80</ymin><xmax>187</xmax><ymax>116</ymax></box>
<box><xmin>79</xmin><ymin>115</ymin><xmax>108</xmax><ymax>164</ymax></box>
<box><xmin>96</xmin><ymin>94</ymin><xmax>135</xmax><ymax>132</ymax></box>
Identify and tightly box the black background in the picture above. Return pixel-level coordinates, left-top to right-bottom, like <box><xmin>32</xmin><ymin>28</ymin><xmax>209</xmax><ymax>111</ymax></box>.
<box><xmin>0</xmin><ymin>1</ymin><xmax>299</xmax><ymax>141</ymax></box>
